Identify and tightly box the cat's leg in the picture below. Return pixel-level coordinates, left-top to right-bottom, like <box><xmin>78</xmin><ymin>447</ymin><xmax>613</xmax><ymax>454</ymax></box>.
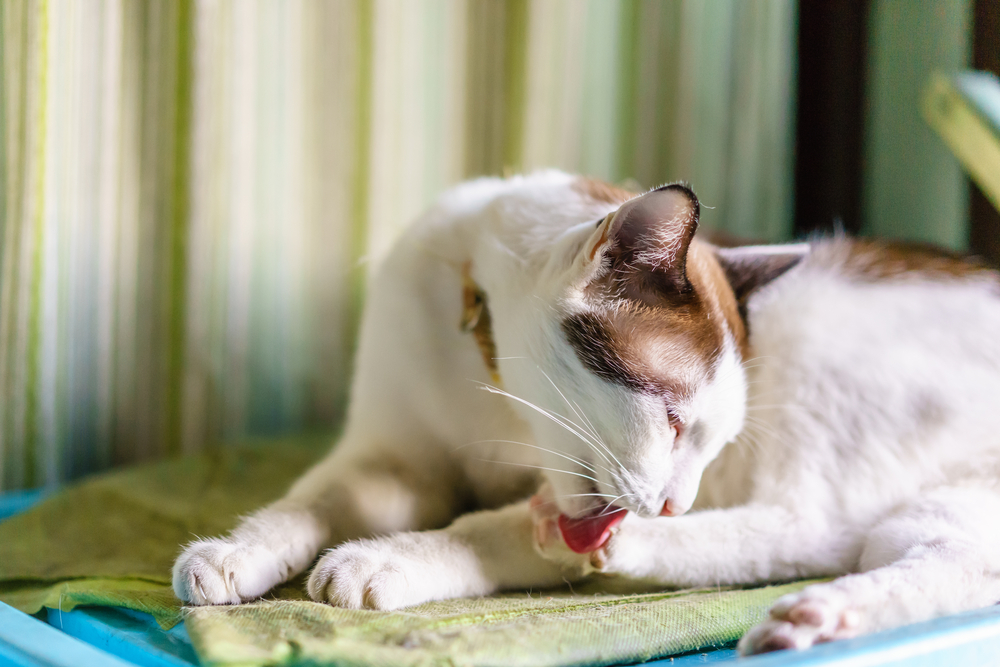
<box><xmin>594</xmin><ymin>503</ymin><xmax>857</xmax><ymax>588</ymax></box>
<box><xmin>172</xmin><ymin>445</ymin><xmax>462</xmax><ymax>605</ymax></box>
<box><xmin>307</xmin><ymin>499</ymin><xmax>583</xmax><ymax>610</ymax></box>
<box><xmin>739</xmin><ymin>486</ymin><xmax>1000</xmax><ymax>654</ymax></box>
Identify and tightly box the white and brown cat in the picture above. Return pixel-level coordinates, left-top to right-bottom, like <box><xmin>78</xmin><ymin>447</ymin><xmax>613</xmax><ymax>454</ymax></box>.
<box><xmin>173</xmin><ymin>171</ymin><xmax>1000</xmax><ymax>654</ymax></box>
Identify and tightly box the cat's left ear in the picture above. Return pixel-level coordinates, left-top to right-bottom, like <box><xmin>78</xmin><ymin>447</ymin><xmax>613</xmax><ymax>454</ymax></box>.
<box><xmin>587</xmin><ymin>183</ymin><xmax>700</xmax><ymax>295</ymax></box>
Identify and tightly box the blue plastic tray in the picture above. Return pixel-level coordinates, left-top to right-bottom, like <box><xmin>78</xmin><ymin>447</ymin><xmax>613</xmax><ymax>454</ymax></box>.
<box><xmin>3</xmin><ymin>491</ymin><xmax>1000</xmax><ymax>666</ymax></box>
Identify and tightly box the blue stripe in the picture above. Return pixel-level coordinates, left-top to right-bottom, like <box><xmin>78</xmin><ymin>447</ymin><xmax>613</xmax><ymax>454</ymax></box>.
<box><xmin>0</xmin><ymin>488</ymin><xmax>48</xmax><ymax>521</ymax></box>
<box><xmin>40</xmin><ymin>607</ymin><xmax>197</xmax><ymax>667</ymax></box>
<box><xmin>0</xmin><ymin>602</ymin><xmax>135</xmax><ymax>667</ymax></box>
<box><xmin>648</xmin><ymin>604</ymin><xmax>1000</xmax><ymax>666</ymax></box>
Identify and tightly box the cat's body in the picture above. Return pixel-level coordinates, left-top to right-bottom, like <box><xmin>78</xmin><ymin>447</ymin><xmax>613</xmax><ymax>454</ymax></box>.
<box><xmin>174</xmin><ymin>171</ymin><xmax>1000</xmax><ymax>653</ymax></box>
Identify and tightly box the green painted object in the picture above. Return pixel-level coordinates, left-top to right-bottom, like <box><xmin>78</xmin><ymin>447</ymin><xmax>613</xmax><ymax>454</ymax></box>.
<box><xmin>924</xmin><ymin>71</ymin><xmax>1000</xmax><ymax>215</ymax></box>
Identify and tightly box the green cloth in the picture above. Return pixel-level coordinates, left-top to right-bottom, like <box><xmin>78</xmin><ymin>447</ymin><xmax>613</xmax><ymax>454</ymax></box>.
<box><xmin>184</xmin><ymin>584</ymin><xmax>814</xmax><ymax>667</ymax></box>
<box><xmin>0</xmin><ymin>437</ymin><xmax>814</xmax><ymax>666</ymax></box>
<box><xmin>0</xmin><ymin>435</ymin><xmax>330</xmax><ymax>628</ymax></box>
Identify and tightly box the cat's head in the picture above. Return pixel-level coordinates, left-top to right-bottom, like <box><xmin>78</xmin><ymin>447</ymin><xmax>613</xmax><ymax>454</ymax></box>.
<box><xmin>495</xmin><ymin>181</ymin><xmax>751</xmax><ymax>521</ymax></box>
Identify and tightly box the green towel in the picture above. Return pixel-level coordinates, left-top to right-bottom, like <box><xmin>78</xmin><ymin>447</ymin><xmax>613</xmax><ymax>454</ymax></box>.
<box><xmin>0</xmin><ymin>437</ymin><xmax>813</xmax><ymax>666</ymax></box>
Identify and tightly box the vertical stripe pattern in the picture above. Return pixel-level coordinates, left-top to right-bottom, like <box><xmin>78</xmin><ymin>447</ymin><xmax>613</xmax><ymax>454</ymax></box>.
<box><xmin>0</xmin><ymin>0</ymin><xmax>797</xmax><ymax>490</ymax></box>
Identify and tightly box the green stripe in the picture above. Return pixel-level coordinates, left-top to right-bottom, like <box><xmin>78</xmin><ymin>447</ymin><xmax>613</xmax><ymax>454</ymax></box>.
<box><xmin>0</xmin><ymin>2</ymin><xmax>7</xmax><ymax>258</ymax></box>
<box><xmin>25</xmin><ymin>0</ymin><xmax>50</xmax><ymax>486</ymax></box>
<box><xmin>615</xmin><ymin>0</ymin><xmax>640</xmax><ymax>184</ymax></box>
<box><xmin>164</xmin><ymin>0</ymin><xmax>194</xmax><ymax>457</ymax></box>
<box><xmin>346</xmin><ymin>0</ymin><xmax>374</xmax><ymax>362</ymax></box>
<box><xmin>1</xmin><ymin>2</ymin><xmax>31</xmax><ymax>490</ymax></box>
<box><xmin>501</xmin><ymin>0</ymin><xmax>528</xmax><ymax>173</ymax></box>
<box><xmin>0</xmin><ymin>0</ymin><xmax>11</xmax><ymax>490</ymax></box>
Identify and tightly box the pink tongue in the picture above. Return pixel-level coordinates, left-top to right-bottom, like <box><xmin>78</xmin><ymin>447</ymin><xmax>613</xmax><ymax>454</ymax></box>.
<box><xmin>558</xmin><ymin>507</ymin><xmax>628</xmax><ymax>554</ymax></box>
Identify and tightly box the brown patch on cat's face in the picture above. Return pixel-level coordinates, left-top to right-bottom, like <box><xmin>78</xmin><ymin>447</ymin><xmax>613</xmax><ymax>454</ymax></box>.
<box><xmin>563</xmin><ymin>184</ymin><xmax>746</xmax><ymax>406</ymax></box>
<box><xmin>563</xmin><ymin>238</ymin><xmax>742</xmax><ymax>405</ymax></box>
<box><xmin>573</xmin><ymin>177</ymin><xmax>637</xmax><ymax>206</ymax></box>
<box><xmin>561</xmin><ymin>306</ymin><xmax>712</xmax><ymax>403</ymax></box>
<box><xmin>687</xmin><ymin>241</ymin><xmax>747</xmax><ymax>356</ymax></box>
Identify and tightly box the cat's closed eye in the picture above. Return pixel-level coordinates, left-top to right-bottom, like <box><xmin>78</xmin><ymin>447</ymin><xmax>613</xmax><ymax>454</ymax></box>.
<box><xmin>666</xmin><ymin>409</ymin><xmax>684</xmax><ymax>441</ymax></box>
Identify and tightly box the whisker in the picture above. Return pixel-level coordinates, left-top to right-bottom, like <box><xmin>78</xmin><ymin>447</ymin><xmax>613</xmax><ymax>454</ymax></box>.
<box><xmin>533</xmin><ymin>367</ymin><xmax>620</xmax><ymax>469</ymax></box>
<box><xmin>474</xmin><ymin>458</ymin><xmax>604</xmax><ymax>486</ymax></box>
<box><xmin>741</xmin><ymin>355</ymin><xmax>776</xmax><ymax>368</ymax></box>
<box><xmin>745</xmin><ymin>403</ymin><xmax>816</xmax><ymax>416</ymax></box>
<box><xmin>572</xmin><ymin>398</ymin><xmax>627</xmax><ymax>472</ymax></box>
<box><xmin>735</xmin><ymin>431</ymin><xmax>767</xmax><ymax>459</ymax></box>
<box><xmin>595</xmin><ymin>494</ymin><xmax>629</xmax><ymax>516</ymax></box>
<box><xmin>456</xmin><ymin>439</ymin><xmax>597</xmax><ymax>473</ymax></box>
<box><xmin>538</xmin><ymin>368</ymin><xmax>597</xmax><ymax>438</ymax></box>
<box><xmin>735</xmin><ymin>414</ymin><xmax>795</xmax><ymax>459</ymax></box>
<box><xmin>474</xmin><ymin>372</ymin><xmax>640</xmax><ymax>503</ymax></box>
<box><xmin>570</xmin><ymin>400</ymin><xmax>601</xmax><ymax>440</ymax></box>
<box><xmin>742</xmin><ymin>416</ymin><xmax>784</xmax><ymax>438</ymax></box>
<box><xmin>476</xmin><ymin>382</ymin><xmax>615</xmax><ymax>468</ymax></box>
<box><xmin>739</xmin><ymin>363</ymin><xmax>770</xmax><ymax>372</ymax></box>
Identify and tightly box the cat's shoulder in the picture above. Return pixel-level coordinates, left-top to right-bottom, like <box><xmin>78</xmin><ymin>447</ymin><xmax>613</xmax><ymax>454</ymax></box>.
<box><xmin>714</xmin><ymin>236</ymin><xmax>1000</xmax><ymax>345</ymax></box>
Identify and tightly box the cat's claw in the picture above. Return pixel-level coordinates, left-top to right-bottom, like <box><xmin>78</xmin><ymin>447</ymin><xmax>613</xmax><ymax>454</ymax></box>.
<box><xmin>172</xmin><ymin>538</ymin><xmax>288</xmax><ymax>605</ymax></box>
<box><xmin>739</xmin><ymin>587</ymin><xmax>861</xmax><ymax>654</ymax></box>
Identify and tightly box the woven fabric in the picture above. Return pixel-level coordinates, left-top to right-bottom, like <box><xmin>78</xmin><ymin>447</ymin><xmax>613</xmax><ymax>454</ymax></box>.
<box><xmin>184</xmin><ymin>582</ymin><xmax>811</xmax><ymax>667</ymax></box>
<box><xmin>0</xmin><ymin>438</ymin><xmax>813</xmax><ymax>666</ymax></box>
<box><xmin>0</xmin><ymin>437</ymin><xmax>328</xmax><ymax>627</ymax></box>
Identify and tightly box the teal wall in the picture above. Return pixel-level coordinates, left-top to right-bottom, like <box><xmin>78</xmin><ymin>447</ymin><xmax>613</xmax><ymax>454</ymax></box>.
<box><xmin>864</xmin><ymin>0</ymin><xmax>973</xmax><ymax>249</ymax></box>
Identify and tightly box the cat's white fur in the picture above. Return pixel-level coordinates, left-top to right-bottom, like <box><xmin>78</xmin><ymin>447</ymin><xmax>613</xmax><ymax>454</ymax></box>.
<box><xmin>173</xmin><ymin>171</ymin><xmax>1000</xmax><ymax>654</ymax></box>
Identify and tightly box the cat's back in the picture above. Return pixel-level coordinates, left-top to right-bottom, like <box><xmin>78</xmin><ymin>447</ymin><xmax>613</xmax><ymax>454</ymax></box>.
<box><xmin>733</xmin><ymin>237</ymin><xmax>1000</xmax><ymax>511</ymax></box>
<box><xmin>747</xmin><ymin>237</ymin><xmax>1000</xmax><ymax>366</ymax></box>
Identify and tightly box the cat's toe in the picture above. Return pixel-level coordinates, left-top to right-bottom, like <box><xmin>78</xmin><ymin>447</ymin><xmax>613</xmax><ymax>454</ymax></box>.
<box><xmin>307</xmin><ymin>540</ymin><xmax>412</xmax><ymax>610</ymax></box>
<box><xmin>173</xmin><ymin>539</ymin><xmax>242</xmax><ymax>605</ymax></box>
<box><xmin>739</xmin><ymin>588</ymin><xmax>861</xmax><ymax>655</ymax></box>
<box><xmin>308</xmin><ymin>542</ymin><xmax>373</xmax><ymax>608</ymax></box>
<box><xmin>738</xmin><ymin>620</ymin><xmax>799</xmax><ymax>654</ymax></box>
<box><xmin>309</xmin><ymin>537</ymin><xmax>452</xmax><ymax>611</ymax></box>
<box><xmin>172</xmin><ymin>538</ymin><xmax>287</xmax><ymax>605</ymax></box>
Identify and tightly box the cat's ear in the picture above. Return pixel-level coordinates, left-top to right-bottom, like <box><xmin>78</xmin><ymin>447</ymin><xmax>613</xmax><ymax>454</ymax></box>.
<box><xmin>590</xmin><ymin>183</ymin><xmax>700</xmax><ymax>295</ymax></box>
<box><xmin>713</xmin><ymin>244</ymin><xmax>810</xmax><ymax>304</ymax></box>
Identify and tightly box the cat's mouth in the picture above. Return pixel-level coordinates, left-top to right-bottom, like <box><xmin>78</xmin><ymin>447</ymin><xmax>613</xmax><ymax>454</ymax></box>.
<box><xmin>557</xmin><ymin>504</ymin><xmax>628</xmax><ymax>554</ymax></box>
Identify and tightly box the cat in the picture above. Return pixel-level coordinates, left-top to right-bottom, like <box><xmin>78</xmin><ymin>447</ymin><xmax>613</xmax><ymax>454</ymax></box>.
<box><xmin>173</xmin><ymin>170</ymin><xmax>1000</xmax><ymax>655</ymax></box>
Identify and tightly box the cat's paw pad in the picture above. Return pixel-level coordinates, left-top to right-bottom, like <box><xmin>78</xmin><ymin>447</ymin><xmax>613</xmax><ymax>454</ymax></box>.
<box><xmin>738</xmin><ymin>588</ymin><xmax>861</xmax><ymax>655</ymax></box>
<box><xmin>172</xmin><ymin>538</ymin><xmax>290</xmax><ymax>605</ymax></box>
<box><xmin>308</xmin><ymin>538</ymin><xmax>438</xmax><ymax>611</ymax></box>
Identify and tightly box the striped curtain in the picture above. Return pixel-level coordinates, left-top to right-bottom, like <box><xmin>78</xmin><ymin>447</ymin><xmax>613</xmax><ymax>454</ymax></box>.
<box><xmin>0</xmin><ymin>0</ymin><xmax>796</xmax><ymax>491</ymax></box>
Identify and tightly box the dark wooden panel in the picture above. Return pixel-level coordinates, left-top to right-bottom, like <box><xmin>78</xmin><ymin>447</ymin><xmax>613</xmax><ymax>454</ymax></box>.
<box><xmin>971</xmin><ymin>0</ymin><xmax>1000</xmax><ymax>264</ymax></box>
<box><xmin>794</xmin><ymin>0</ymin><xmax>869</xmax><ymax>237</ymax></box>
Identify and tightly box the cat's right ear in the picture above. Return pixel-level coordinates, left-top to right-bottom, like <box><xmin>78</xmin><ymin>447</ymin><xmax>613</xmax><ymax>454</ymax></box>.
<box><xmin>587</xmin><ymin>184</ymin><xmax>701</xmax><ymax>297</ymax></box>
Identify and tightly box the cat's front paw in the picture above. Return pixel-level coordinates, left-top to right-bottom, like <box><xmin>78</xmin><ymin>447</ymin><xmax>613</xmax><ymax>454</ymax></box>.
<box><xmin>308</xmin><ymin>533</ymin><xmax>471</xmax><ymax>611</ymax></box>
<box><xmin>738</xmin><ymin>586</ymin><xmax>861</xmax><ymax>654</ymax></box>
<box><xmin>173</xmin><ymin>538</ymin><xmax>292</xmax><ymax>605</ymax></box>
